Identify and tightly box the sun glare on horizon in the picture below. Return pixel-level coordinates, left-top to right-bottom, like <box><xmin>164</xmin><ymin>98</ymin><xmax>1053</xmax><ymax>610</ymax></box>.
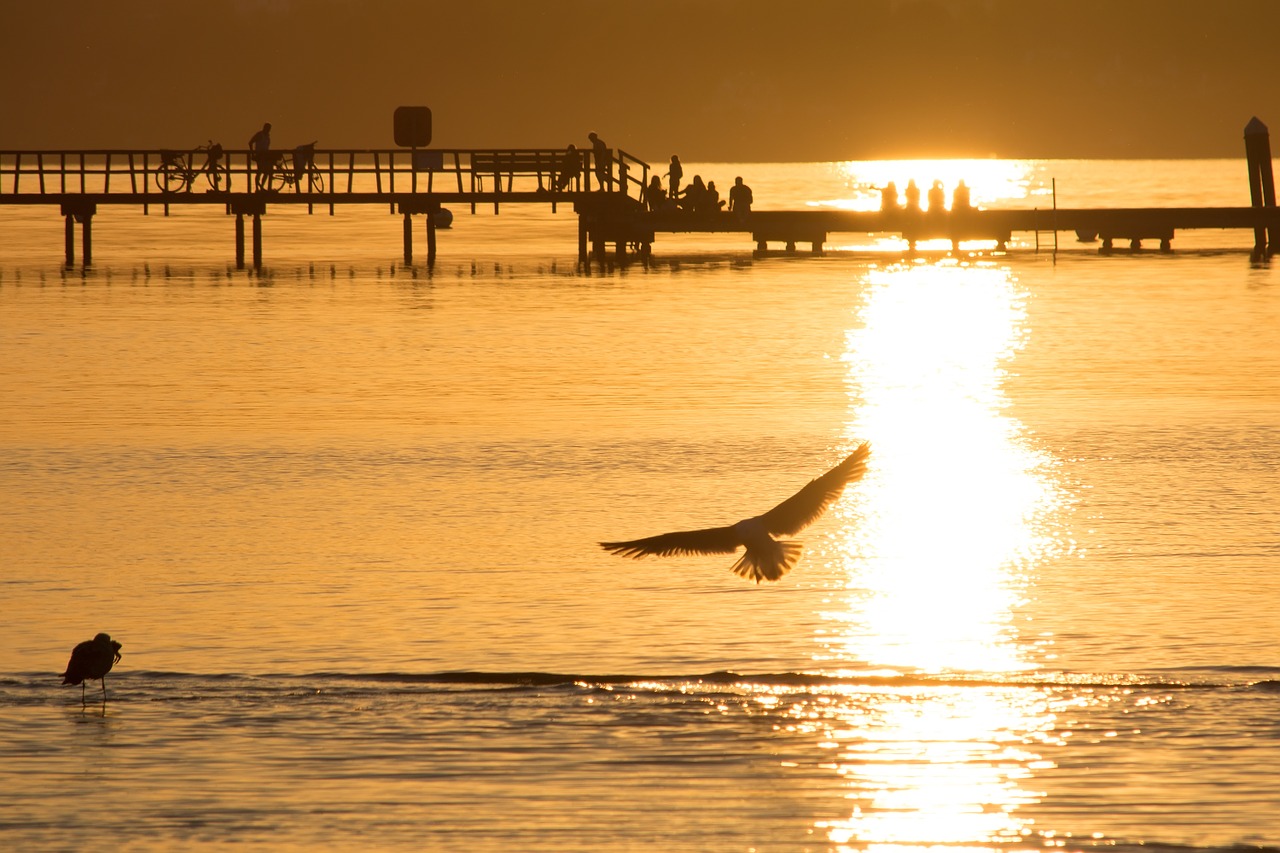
<box><xmin>815</xmin><ymin>158</ymin><xmax>1051</xmax><ymax>214</ymax></box>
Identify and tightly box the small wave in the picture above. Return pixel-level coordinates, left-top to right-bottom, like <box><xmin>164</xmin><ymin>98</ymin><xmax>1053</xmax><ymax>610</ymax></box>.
<box><xmin>258</xmin><ymin>669</ymin><xmax>1233</xmax><ymax>692</ymax></box>
<box><xmin>13</xmin><ymin>669</ymin><xmax>1259</xmax><ymax>702</ymax></box>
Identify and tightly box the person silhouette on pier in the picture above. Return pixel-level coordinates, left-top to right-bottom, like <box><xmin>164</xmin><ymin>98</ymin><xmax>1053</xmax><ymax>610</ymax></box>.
<box><xmin>249</xmin><ymin>122</ymin><xmax>273</xmax><ymax>190</ymax></box>
<box><xmin>706</xmin><ymin>180</ymin><xmax>725</xmax><ymax>212</ymax></box>
<box><xmin>952</xmin><ymin>179</ymin><xmax>972</xmax><ymax>211</ymax></box>
<box><xmin>588</xmin><ymin>132</ymin><xmax>611</xmax><ymax>190</ymax></box>
<box><xmin>904</xmin><ymin>179</ymin><xmax>921</xmax><ymax>212</ymax></box>
<box><xmin>666</xmin><ymin>155</ymin><xmax>683</xmax><ymax>201</ymax></box>
<box><xmin>879</xmin><ymin>181</ymin><xmax>900</xmax><ymax>211</ymax></box>
<box><xmin>644</xmin><ymin>175</ymin><xmax>666</xmax><ymax>211</ymax></box>
<box><xmin>927</xmin><ymin>180</ymin><xmax>946</xmax><ymax>214</ymax></box>
<box><xmin>682</xmin><ymin>175</ymin><xmax>709</xmax><ymax>213</ymax></box>
<box><xmin>555</xmin><ymin>144</ymin><xmax>581</xmax><ymax>191</ymax></box>
<box><xmin>728</xmin><ymin>176</ymin><xmax>753</xmax><ymax>220</ymax></box>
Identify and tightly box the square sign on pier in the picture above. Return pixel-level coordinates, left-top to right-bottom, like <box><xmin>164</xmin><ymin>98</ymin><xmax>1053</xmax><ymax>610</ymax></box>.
<box><xmin>394</xmin><ymin>106</ymin><xmax>432</xmax><ymax>148</ymax></box>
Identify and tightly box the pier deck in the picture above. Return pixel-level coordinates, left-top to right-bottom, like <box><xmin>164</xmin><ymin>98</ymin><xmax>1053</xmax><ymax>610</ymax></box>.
<box><xmin>2</xmin><ymin>146</ymin><xmax>1277</xmax><ymax>266</ymax></box>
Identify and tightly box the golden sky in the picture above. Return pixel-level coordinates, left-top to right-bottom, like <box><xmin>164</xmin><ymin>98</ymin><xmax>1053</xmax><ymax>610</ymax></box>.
<box><xmin>4</xmin><ymin>0</ymin><xmax>1275</xmax><ymax>161</ymax></box>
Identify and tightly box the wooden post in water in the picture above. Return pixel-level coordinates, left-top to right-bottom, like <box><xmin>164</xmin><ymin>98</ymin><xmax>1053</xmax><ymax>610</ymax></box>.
<box><xmin>235</xmin><ymin>214</ymin><xmax>245</xmax><ymax>269</ymax></box>
<box><xmin>252</xmin><ymin>214</ymin><xmax>263</xmax><ymax>270</ymax></box>
<box><xmin>426</xmin><ymin>210</ymin><xmax>437</xmax><ymax>264</ymax></box>
<box><xmin>403</xmin><ymin>212</ymin><xmax>413</xmax><ymax>264</ymax></box>
<box><xmin>61</xmin><ymin>201</ymin><xmax>94</xmax><ymax>267</ymax></box>
<box><xmin>64</xmin><ymin>214</ymin><xmax>74</xmax><ymax>267</ymax></box>
<box><xmin>81</xmin><ymin>212</ymin><xmax>92</xmax><ymax>267</ymax></box>
<box><xmin>1244</xmin><ymin>116</ymin><xmax>1276</xmax><ymax>257</ymax></box>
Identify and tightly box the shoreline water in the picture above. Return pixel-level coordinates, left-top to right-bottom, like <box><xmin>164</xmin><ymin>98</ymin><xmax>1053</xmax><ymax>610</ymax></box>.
<box><xmin>3</xmin><ymin>159</ymin><xmax>1278</xmax><ymax>850</ymax></box>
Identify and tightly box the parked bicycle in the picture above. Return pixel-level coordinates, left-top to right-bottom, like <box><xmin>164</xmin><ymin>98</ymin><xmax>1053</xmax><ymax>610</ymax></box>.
<box><xmin>155</xmin><ymin>141</ymin><xmax>229</xmax><ymax>193</ymax></box>
<box><xmin>263</xmin><ymin>142</ymin><xmax>325</xmax><ymax>193</ymax></box>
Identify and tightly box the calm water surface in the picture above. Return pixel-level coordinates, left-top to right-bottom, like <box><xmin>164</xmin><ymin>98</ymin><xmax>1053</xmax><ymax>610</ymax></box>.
<box><xmin>1</xmin><ymin>160</ymin><xmax>1278</xmax><ymax>851</ymax></box>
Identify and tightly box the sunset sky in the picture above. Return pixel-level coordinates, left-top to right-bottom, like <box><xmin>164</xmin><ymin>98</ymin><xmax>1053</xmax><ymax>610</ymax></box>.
<box><xmin>3</xmin><ymin>0</ymin><xmax>1276</xmax><ymax>162</ymax></box>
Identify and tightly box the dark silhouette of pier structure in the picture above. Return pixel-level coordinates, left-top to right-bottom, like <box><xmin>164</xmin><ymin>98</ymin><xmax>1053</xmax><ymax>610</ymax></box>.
<box><xmin>1</xmin><ymin>120</ymin><xmax>1276</xmax><ymax>268</ymax></box>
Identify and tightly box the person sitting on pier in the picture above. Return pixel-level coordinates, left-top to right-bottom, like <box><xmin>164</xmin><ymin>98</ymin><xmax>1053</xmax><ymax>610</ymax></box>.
<box><xmin>927</xmin><ymin>179</ymin><xmax>946</xmax><ymax>214</ymax></box>
<box><xmin>666</xmin><ymin>155</ymin><xmax>683</xmax><ymax>200</ymax></box>
<box><xmin>952</xmin><ymin>179</ymin><xmax>972</xmax><ymax>211</ymax></box>
<box><xmin>879</xmin><ymin>181</ymin><xmax>900</xmax><ymax>211</ymax></box>
<box><xmin>249</xmin><ymin>122</ymin><xmax>273</xmax><ymax>191</ymax></box>
<box><xmin>643</xmin><ymin>175</ymin><xmax>666</xmax><ymax>212</ymax></box>
<box><xmin>554</xmin><ymin>145</ymin><xmax>581</xmax><ymax>191</ymax></box>
<box><xmin>728</xmin><ymin>176</ymin><xmax>753</xmax><ymax>220</ymax></box>
<box><xmin>904</xmin><ymin>179</ymin><xmax>921</xmax><ymax>212</ymax></box>
<box><xmin>706</xmin><ymin>180</ymin><xmax>726</xmax><ymax>213</ymax></box>
<box><xmin>682</xmin><ymin>175</ymin><xmax>709</xmax><ymax>213</ymax></box>
<box><xmin>588</xmin><ymin>132</ymin><xmax>611</xmax><ymax>190</ymax></box>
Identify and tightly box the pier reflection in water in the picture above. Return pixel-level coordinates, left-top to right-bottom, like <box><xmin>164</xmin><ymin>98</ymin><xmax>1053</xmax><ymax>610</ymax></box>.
<box><xmin>810</xmin><ymin>262</ymin><xmax>1070</xmax><ymax>845</ymax></box>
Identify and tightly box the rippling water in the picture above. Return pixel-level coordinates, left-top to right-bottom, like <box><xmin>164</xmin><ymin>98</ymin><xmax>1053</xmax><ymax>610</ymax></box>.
<box><xmin>2</xmin><ymin>160</ymin><xmax>1278</xmax><ymax>850</ymax></box>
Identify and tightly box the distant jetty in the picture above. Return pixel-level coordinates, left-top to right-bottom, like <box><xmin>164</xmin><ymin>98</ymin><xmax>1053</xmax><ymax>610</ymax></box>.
<box><xmin>2</xmin><ymin>121</ymin><xmax>1276</xmax><ymax>268</ymax></box>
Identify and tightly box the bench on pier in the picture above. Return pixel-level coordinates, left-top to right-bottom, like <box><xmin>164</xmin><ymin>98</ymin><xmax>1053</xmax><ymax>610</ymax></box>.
<box><xmin>470</xmin><ymin>151</ymin><xmax>572</xmax><ymax>193</ymax></box>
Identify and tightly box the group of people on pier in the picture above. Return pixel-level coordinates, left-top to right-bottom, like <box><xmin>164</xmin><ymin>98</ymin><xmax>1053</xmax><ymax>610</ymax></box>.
<box><xmin>878</xmin><ymin>178</ymin><xmax>972</xmax><ymax>214</ymax></box>
<box><xmin>554</xmin><ymin>138</ymin><xmax>755</xmax><ymax>220</ymax></box>
<box><xmin>641</xmin><ymin>155</ymin><xmax>753</xmax><ymax>219</ymax></box>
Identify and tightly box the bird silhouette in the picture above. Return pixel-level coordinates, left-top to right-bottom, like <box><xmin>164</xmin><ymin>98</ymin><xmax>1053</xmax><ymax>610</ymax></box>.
<box><xmin>601</xmin><ymin>442</ymin><xmax>871</xmax><ymax>583</ymax></box>
<box><xmin>61</xmin><ymin>633</ymin><xmax>123</xmax><ymax>707</ymax></box>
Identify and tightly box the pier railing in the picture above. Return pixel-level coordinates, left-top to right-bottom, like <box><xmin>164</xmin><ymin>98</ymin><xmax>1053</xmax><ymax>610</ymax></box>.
<box><xmin>0</xmin><ymin>147</ymin><xmax>651</xmax><ymax>212</ymax></box>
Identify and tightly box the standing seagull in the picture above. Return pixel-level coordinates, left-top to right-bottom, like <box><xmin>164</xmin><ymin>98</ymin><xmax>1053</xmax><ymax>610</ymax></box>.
<box><xmin>601</xmin><ymin>443</ymin><xmax>871</xmax><ymax>583</ymax></box>
<box><xmin>61</xmin><ymin>633</ymin><xmax>123</xmax><ymax>707</ymax></box>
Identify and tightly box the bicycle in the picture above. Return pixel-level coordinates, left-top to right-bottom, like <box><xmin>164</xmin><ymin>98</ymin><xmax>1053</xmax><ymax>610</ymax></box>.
<box><xmin>264</xmin><ymin>142</ymin><xmax>325</xmax><ymax>193</ymax></box>
<box><xmin>155</xmin><ymin>140</ymin><xmax>229</xmax><ymax>193</ymax></box>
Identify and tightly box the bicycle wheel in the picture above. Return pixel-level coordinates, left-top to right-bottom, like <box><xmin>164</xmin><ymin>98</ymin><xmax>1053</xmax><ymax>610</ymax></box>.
<box><xmin>307</xmin><ymin>168</ymin><xmax>325</xmax><ymax>194</ymax></box>
<box><xmin>265</xmin><ymin>166</ymin><xmax>286</xmax><ymax>192</ymax></box>
<box><xmin>156</xmin><ymin>161</ymin><xmax>189</xmax><ymax>193</ymax></box>
<box><xmin>204</xmin><ymin>163</ymin><xmax>230</xmax><ymax>192</ymax></box>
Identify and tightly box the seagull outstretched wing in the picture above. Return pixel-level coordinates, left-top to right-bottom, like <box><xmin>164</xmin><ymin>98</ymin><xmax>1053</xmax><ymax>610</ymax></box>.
<box><xmin>757</xmin><ymin>442</ymin><xmax>871</xmax><ymax>536</ymax></box>
<box><xmin>600</xmin><ymin>525</ymin><xmax>740</xmax><ymax>559</ymax></box>
<box><xmin>600</xmin><ymin>442</ymin><xmax>871</xmax><ymax>582</ymax></box>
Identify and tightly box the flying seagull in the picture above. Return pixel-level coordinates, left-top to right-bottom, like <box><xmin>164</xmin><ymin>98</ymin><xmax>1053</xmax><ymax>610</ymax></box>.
<box><xmin>601</xmin><ymin>442</ymin><xmax>871</xmax><ymax>583</ymax></box>
<box><xmin>61</xmin><ymin>633</ymin><xmax>123</xmax><ymax>707</ymax></box>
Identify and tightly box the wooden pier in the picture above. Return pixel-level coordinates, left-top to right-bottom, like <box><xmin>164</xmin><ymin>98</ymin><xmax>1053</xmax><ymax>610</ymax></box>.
<box><xmin>2</xmin><ymin>131</ymin><xmax>1277</xmax><ymax>267</ymax></box>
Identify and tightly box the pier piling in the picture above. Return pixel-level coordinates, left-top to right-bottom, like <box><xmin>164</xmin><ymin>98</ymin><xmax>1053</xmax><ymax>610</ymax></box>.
<box><xmin>1245</xmin><ymin>117</ymin><xmax>1276</xmax><ymax>257</ymax></box>
<box><xmin>60</xmin><ymin>201</ymin><xmax>95</xmax><ymax>267</ymax></box>
<box><xmin>82</xmin><ymin>213</ymin><xmax>92</xmax><ymax>266</ymax></box>
<box><xmin>426</xmin><ymin>210</ymin><xmax>437</xmax><ymax>264</ymax></box>
<box><xmin>252</xmin><ymin>214</ymin><xmax>262</xmax><ymax>270</ymax></box>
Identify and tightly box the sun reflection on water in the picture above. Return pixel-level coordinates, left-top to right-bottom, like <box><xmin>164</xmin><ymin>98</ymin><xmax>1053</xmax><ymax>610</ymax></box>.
<box><xmin>803</xmin><ymin>261</ymin><xmax>1071</xmax><ymax>847</ymax></box>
